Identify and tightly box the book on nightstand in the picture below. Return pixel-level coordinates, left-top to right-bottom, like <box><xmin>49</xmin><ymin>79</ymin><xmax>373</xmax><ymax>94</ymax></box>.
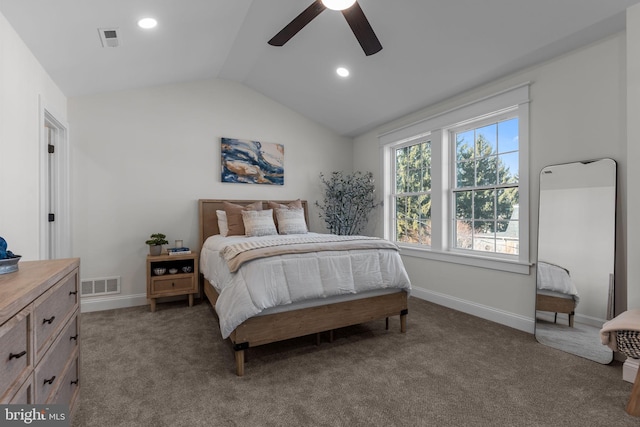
<box><xmin>167</xmin><ymin>247</ymin><xmax>191</xmax><ymax>255</ymax></box>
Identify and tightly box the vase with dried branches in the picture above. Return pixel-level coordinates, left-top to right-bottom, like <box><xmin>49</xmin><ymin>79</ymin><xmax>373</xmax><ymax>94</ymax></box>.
<box><xmin>316</xmin><ymin>171</ymin><xmax>380</xmax><ymax>236</ymax></box>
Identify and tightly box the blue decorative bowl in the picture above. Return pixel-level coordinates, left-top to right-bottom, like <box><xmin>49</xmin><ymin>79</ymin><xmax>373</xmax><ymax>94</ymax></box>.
<box><xmin>0</xmin><ymin>255</ymin><xmax>21</xmax><ymax>275</ymax></box>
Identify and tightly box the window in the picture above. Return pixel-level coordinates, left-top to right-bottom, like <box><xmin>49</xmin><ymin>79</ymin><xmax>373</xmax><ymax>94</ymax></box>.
<box><xmin>452</xmin><ymin>117</ymin><xmax>519</xmax><ymax>255</ymax></box>
<box><xmin>394</xmin><ymin>139</ymin><xmax>432</xmax><ymax>245</ymax></box>
<box><xmin>380</xmin><ymin>84</ymin><xmax>530</xmax><ymax>273</ymax></box>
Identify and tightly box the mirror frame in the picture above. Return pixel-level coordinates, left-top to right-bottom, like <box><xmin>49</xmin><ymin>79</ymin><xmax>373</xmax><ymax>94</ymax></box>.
<box><xmin>534</xmin><ymin>158</ymin><xmax>617</xmax><ymax>364</ymax></box>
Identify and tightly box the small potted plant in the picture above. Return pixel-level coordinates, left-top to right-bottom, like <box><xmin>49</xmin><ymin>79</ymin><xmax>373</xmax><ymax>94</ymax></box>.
<box><xmin>145</xmin><ymin>233</ymin><xmax>168</xmax><ymax>256</ymax></box>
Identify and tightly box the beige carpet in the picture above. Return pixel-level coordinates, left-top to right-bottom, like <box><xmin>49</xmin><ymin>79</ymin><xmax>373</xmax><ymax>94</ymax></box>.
<box><xmin>73</xmin><ymin>298</ymin><xmax>637</xmax><ymax>426</ymax></box>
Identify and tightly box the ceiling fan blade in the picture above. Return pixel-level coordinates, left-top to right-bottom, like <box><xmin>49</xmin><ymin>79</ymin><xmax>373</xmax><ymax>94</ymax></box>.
<box><xmin>268</xmin><ymin>1</ymin><xmax>326</xmax><ymax>47</ymax></box>
<box><xmin>342</xmin><ymin>2</ymin><xmax>382</xmax><ymax>56</ymax></box>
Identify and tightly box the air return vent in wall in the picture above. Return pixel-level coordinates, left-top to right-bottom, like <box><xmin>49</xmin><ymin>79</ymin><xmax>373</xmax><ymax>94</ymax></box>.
<box><xmin>81</xmin><ymin>276</ymin><xmax>121</xmax><ymax>297</ymax></box>
<box><xmin>98</xmin><ymin>28</ymin><xmax>119</xmax><ymax>48</ymax></box>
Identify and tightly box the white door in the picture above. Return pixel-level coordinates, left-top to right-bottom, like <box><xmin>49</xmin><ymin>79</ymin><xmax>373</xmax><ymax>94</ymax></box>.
<box><xmin>41</xmin><ymin>106</ymin><xmax>70</xmax><ymax>259</ymax></box>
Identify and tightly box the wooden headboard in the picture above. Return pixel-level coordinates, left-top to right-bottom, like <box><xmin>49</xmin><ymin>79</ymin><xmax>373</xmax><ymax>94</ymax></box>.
<box><xmin>198</xmin><ymin>199</ymin><xmax>310</xmax><ymax>249</ymax></box>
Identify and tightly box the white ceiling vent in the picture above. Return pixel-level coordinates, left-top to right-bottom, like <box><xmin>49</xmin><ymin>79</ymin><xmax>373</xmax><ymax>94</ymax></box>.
<box><xmin>98</xmin><ymin>28</ymin><xmax>119</xmax><ymax>48</ymax></box>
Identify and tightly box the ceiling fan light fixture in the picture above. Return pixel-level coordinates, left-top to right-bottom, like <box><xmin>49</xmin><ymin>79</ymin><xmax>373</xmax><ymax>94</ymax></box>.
<box><xmin>321</xmin><ymin>0</ymin><xmax>356</xmax><ymax>11</ymax></box>
<box><xmin>268</xmin><ymin>0</ymin><xmax>381</xmax><ymax>56</ymax></box>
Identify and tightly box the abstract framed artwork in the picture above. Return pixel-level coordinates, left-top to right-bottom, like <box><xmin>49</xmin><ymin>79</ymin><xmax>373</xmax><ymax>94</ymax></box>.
<box><xmin>221</xmin><ymin>137</ymin><xmax>284</xmax><ymax>185</ymax></box>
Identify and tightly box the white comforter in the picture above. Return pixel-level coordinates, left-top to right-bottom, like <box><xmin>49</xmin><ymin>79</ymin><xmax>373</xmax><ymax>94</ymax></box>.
<box><xmin>200</xmin><ymin>233</ymin><xmax>411</xmax><ymax>338</ymax></box>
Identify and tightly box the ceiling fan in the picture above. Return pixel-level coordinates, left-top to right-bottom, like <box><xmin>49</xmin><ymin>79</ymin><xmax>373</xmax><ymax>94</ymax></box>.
<box><xmin>268</xmin><ymin>0</ymin><xmax>382</xmax><ymax>56</ymax></box>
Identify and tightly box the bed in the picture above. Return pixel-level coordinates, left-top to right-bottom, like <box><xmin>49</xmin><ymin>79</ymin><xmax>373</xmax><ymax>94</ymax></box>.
<box><xmin>536</xmin><ymin>261</ymin><xmax>579</xmax><ymax>327</ymax></box>
<box><xmin>198</xmin><ymin>199</ymin><xmax>411</xmax><ymax>376</ymax></box>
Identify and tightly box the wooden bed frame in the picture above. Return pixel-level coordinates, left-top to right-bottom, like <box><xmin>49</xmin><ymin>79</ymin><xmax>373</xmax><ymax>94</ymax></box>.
<box><xmin>198</xmin><ymin>199</ymin><xmax>408</xmax><ymax>376</ymax></box>
<box><xmin>536</xmin><ymin>293</ymin><xmax>576</xmax><ymax>327</ymax></box>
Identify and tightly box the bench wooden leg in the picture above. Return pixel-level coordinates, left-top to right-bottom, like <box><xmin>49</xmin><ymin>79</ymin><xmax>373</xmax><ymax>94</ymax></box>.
<box><xmin>400</xmin><ymin>312</ymin><xmax>407</xmax><ymax>333</ymax></box>
<box><xmin>627</xmin><ymin>362</ymin><xmax>640</xmax><ymax>416</ymax></box>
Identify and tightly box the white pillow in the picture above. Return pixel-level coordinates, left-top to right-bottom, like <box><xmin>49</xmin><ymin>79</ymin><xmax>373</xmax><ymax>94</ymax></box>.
<box><xmin>216</xmin><ymin>210</ymin><xmax>228</xmax><ymax>236</ymax></box>
<box><xmin>276</xmin><ymin>208</ymin><xmax>308</xmax><ymax>235</ymax></box>
<box><xmin>241</xmin><ymin>209</ymin><xmax>278</xmax><ymax>237</ymax></box>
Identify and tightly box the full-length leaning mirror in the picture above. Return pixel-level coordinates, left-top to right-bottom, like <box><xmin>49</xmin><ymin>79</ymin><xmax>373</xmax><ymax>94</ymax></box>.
<box><xmin>535</xmin><ymin>158</ymin><xmax>616</xmax><ymax>364</ymax></box>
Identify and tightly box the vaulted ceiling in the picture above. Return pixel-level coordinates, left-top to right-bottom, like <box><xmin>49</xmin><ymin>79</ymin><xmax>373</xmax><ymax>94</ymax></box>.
<box><xmin>1</xmin><ymin>0</ymin><xmax>638</xmax><ymax>137</ymax></box>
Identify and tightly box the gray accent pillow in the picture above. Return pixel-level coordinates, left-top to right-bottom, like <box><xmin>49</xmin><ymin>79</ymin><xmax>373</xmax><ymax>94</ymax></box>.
<box><xmin>242</xmin><ymin>209</ymin><xmax>278</xmax><ymax>237</ymax></box>
<box><xmin>276</xmin><ymin>208</ymin><xmax>308</xmax><ymax>235</ymax></box>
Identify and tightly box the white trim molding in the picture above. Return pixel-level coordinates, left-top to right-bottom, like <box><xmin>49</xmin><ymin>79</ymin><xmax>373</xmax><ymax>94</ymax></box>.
<box><xmin>410</xmin><ymin>286</ymin><xmax>535</xmax><ymax>334</ymax></box>
<box><xmin>80</xmin><ymin>293</ymin><xmax>148</xmax><ymax>313</ymax></box>
<box><xmin>379</xmin><ymin>82</ymin><xmax>531</xmax><ymax>146</ymax></box>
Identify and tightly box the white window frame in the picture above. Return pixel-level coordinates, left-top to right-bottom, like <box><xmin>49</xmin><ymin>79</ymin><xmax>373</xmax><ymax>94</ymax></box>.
<box><xmin>390</xmin><ymin>136</ymin><xmax>433</xmax><ymax>245</ymax></box>
<box><xmin>379</xmin><ymin>83</ymin><xmax>530</xmax><ymax>274</ymax></box>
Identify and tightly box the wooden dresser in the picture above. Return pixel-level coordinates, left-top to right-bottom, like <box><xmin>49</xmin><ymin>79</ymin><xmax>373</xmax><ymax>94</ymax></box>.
<box><xmin>0</xmin><ymin>258</ymin><xmax>80</xmax><ymax>416</ymax></box>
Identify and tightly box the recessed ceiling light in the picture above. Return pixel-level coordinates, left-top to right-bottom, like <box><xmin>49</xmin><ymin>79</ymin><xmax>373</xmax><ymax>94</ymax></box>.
<box><xmin>336</xmin><ymin>67</ymin><xmax>350</xmax><ymax>77</ymax></box>
<box><xmin>322</xmin><ymin>0</ymin><xmax>356</xmax><ymax>11</ymax></box>
<box><xmin>138</xmin><ymin>18</ymin><xmax>157</xmax><ymax>29</ymax></box>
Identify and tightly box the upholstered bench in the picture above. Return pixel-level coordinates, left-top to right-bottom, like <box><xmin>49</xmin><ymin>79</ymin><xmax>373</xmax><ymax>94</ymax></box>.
<box><xmin>600</xmin><ymin>309</ymin><xmax>640</xmax><ymax>416</ymax></box>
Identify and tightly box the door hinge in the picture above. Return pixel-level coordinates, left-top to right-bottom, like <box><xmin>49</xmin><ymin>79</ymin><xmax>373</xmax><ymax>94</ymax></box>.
<box><xmin>48</xmin><ymin>144</ymin><xmax>55</xmax><ymax>154</ymax></box>
<box><xmin>48</xmin><ymin>213</ymin><xmax>55</xmax><ymax>222</ymax></box>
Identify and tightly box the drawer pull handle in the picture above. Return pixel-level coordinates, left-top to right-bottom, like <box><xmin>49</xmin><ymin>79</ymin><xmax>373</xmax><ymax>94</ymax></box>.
<box><xmin>69</xmin><ymin>290</ymin><xmax>78</xmax><ymax>295</ymax></box>
<box><xmin>42</xmin><ymin>316</ymin><xmax>56</xmax><ymax>325</ymax></box>
<box><xmin>172</xmin><ymin>282</ymin><xmax>175</xmax><ymax>287</ymax></box>
<box><xmin>9</xmin><ymin>351</ymin><xmax>27</xmax><ymax>360</ymax></box>
<box><xmin>43</xmin><ymin>376</ymin><xmax>56</xmax><ymax>385</ymax></box>
<box><xmin>70</xmin><ymin>334</ymin><xmax>78</xmax><ymax>341</ymax></box>
<box><xmin>70</xmin><ymin>379</ymin><xmax>79</xmax><ymax>385</ymax></box>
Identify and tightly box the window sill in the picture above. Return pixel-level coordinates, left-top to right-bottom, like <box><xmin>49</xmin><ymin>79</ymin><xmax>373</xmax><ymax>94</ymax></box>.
<box><xmin>397</xmin><ymin>244</ymin><xmax>532</xmax><ymax>275</ymax></box>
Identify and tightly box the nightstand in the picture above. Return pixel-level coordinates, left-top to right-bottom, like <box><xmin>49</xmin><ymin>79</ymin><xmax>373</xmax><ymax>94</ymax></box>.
<box><xmin>146</xmin><ymin>251</ymin><xmax>198</xmax><ymax>312</ymax></box>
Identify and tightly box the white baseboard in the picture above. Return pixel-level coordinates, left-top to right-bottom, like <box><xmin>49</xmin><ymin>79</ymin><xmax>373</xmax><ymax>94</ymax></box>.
<box><xmin>80</xmin><ymin>293</ymin><xmax>148</xmax><ymax>313</ymax></box>
<box><xmin>410</xmin><ymin>287</ymin><xmax>535</xmax><ymax>334</ymax></box>
<box><xmin>624</xmin><ymin>358</ymin><xmax>639</xmax><ymax>383</ymax></box>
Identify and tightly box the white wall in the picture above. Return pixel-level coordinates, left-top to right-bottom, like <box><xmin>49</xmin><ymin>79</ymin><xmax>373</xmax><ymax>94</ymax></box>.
<box><xmin>0</xmin><ymin>12</ymin><xmax>67</xmax><ymax>260</ymax></box>
<box><xmin>627</xmin><ymin>5</ymin><xmax>640</xmax><ymax>310</ymax></box>
<box><xmin>354</xmin><ymin>33</ymin><xmax>627</xmax><ymax>332</ymax></box>
<box><xmin>68</xmin><ymin>79</ymin><xmax>352</xmax><ymax>310</ymax></box>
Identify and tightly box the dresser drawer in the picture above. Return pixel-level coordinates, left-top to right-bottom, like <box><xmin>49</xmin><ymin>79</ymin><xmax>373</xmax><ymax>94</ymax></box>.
<box><xmin>51</xmin><ymin>356</ymin><xmax>79</xmax><ymax>405</ymax></box>
<box><xmin>34</xmin><ymin>270</ymin><xmax>78</xmax><ymax>359</ymax></box>
<box><xmin>34</xmin><ymin>314</ymin><xmax>78</xmax><ymax>403</ymax></box>
<box><xmin>0</xmin><ymin>308</ymin><xmax>32</xmax><ymax>400</ymax></box>
<box><xmin>152</xmin><ymin>276</ymin><xmax>194</xmax><ymax>294</ymax></box>
<box><xmin>8</xmin><ymin>373</ymin><xmax>34</xmax><ymax>404</ymax></box>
